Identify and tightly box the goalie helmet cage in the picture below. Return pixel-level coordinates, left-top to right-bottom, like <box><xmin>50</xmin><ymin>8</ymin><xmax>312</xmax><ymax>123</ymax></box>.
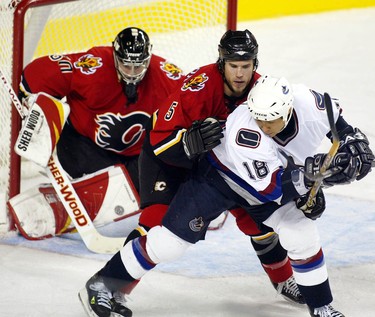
<box><xmin>0</xmin><ymin>0</ymin><xmax>238</xmax><ymax>232</ymax></box>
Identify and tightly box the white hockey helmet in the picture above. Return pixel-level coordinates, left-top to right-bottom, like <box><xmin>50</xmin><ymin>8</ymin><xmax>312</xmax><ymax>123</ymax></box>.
<box><xmin>247</xmin><ymin>75</ymin><xmax>294</xmax><ymax>124</ymax></box>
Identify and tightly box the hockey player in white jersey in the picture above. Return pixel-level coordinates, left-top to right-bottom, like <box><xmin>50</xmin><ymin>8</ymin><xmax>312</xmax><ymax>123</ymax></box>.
<box><xmin>79</xmin><ymin>75</ymin><xmax>374</xmax><ymax>316</ymax></box>
<box><xmin>207</xmin><ymin>75</ymin><xmax>374</xmax><ymax>316</ymax></box>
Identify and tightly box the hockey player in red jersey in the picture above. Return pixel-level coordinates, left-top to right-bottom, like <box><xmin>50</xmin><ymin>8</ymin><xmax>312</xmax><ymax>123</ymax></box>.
<box><xmin>79</xmin><ymin>30</ymin><xmax>305</xmax><ymax>317</ymax></box>
<box><xmin>11</xmin><ymin>27</ymin><xmax>184</xmax><ymax>239</ymax></box>
<box><xmin>137</xmin><ymin>29</ymin><xmax>303</xmax><ymax>303</ymax></box>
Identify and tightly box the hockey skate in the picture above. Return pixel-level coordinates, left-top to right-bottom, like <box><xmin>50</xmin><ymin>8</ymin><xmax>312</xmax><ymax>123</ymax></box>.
<box><xmin>273</xmin><ymin>276</ymin><xmax>306</xmax><ymax>305</ymax></box>
<box><xmin>111</xmin><ymin>291</ymin><xmax>133</xmax><ymax>317</ymax></box>
<box><xmin>78</xmin><ymin>273</ymin><xmax>132</xmax><ymax>317</ymax></box>
<box><xmin>309</xmin><ymin>304</ymin><xmax>345</xmax><ymax>317</ymax></box>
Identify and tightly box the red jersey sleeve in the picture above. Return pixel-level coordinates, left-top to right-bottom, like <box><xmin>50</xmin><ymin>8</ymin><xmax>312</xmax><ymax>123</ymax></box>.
<box><xmin>20</xmin><ymin>54</ymin><xmax>78</xmax><ymax>99</ymax></box>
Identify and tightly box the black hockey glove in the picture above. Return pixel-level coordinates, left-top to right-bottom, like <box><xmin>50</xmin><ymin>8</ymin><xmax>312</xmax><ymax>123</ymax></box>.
<box><xmin>304</xmin><ymin>152</ymin><xmax>357</xmax><ymax>187</ymax></box>
<box><xmin>182</xmin><ymin>117</ymin><xmax>224</xmax><ymax>160</ymax></box>
<box><xmin>338</xmin><ymin>128</ymin><xmax>374</xmax><ymax>180</ymax></box>
<box><xmin>295</xmin><ymin>188</ymin><xmax>326</xmax><ymax>220</ymax></box>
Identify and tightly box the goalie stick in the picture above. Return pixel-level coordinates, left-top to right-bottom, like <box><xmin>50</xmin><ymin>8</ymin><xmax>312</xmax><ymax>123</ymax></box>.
<box><xmin>305</xmin><ymin>92</ymin><xmax>340</xmax><ymax>209</ymax></box>
<box><xmin>0</xmin><ymin>66</ymin><xmax>126</xmax><ymax>254</ymax></box>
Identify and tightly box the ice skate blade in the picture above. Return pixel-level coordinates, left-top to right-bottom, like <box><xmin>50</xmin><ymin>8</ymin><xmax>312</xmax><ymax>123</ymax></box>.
<box><xmin>78</xmin><ymin>288</ymin><xmax>98</xmax><ymax>317</ymax></box>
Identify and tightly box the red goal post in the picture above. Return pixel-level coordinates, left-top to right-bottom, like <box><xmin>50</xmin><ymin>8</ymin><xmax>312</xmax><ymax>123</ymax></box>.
<box><xmin>0</xmin><ymin>0</ymin><xmax>238</xmax><ymax>232</ymax></box>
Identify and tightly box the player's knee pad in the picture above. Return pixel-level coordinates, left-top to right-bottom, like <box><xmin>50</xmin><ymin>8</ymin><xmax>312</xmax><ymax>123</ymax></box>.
<box><xmin>251</xmin><ymin>232</ymin><xmax>287</xmax><ymax>264</ymax></box>
<box><xmin>146</xmin><ymin>226</ymin><xmax>192</xmax><ymax>263</ymax></box>
<box><xmin>278</xmin><ymin>220</ymin><xmax>321</xmax><ymax>260</ymax></box>
<box><xmin>264</xmin><ymin>202</ymin><xmax>321</xmax><ymax>260</ymax></box>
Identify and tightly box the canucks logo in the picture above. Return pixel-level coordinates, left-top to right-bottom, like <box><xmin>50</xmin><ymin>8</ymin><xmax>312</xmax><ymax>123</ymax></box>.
<box><xmin>282</xmin><ymin>85</ymin><xmax>289</xmax><ymax>94</ymax></box>
<box><xmin>181</xmin><ymin>73</ymin><xmax>208</xmax><ymax>91</ymax></box>
<box><xmin>95</xmin><ymin>111</ymin><xmax>150</xmax><ymax>152</ymax></box>
<box><xmin>160</xmin><ymin>61</ymin><xmax>183</xmax><ymax>80</ymax></box>
<box><xmin>189</xmin><ymin>217</ymin><xmax>204</xmax><ymax>232</ymax></box>
<box><xmin>74</xmin><ymin>54</ymin><xmax>103</xmax><ymax>74</ymax></box>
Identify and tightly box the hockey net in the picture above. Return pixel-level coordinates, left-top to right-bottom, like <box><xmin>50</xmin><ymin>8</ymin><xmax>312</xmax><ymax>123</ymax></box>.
<box><xmin>0</xmin><ymin>0</ymin><xmax>237</xmax><ymax>233</ymax></box>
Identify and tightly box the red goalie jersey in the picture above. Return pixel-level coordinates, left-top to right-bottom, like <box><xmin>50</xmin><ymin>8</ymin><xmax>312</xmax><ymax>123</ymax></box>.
<box><xmin>20</xmin><ymin>46</ymin><xmax>184</xmax><ymax>157</ymax></box>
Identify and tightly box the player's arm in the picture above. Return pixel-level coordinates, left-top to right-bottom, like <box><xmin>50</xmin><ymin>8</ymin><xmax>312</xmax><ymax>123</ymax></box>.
<box><xmin>19</xmin><ymin>54</ymin><xmax>74</xmax><ymax>101</ymax></box>
<box><xmin>150</xmin><ymin>109</ymin><xmax>193</xmax><ymax>169</ymax></box>
<box><xmin>327</xmin><ymin>113</ymin><xmax>374</xmax><ymax>181</ymax></box>
<box><xmin>152</xmin><ymin>116</ymin><xmax>223</xmax><ymax>169</ymax></box>
<box><xmin>318</xmin><ymin>94</ymin><xmax>374</xmax><ymax>181</ymax></box>
<box><xmin>150</xmin><ymin>88</ymin><xmax>222</xmax><ymax>169</ymax></box>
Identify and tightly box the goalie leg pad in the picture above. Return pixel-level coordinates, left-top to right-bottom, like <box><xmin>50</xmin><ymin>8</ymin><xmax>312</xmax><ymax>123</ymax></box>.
<box><xmin>8</xmin><ymin>165</ymin><xmax>140</xmax><ymax>240</ymax></box>
<box><xmin>7</xmin><ymin>186</ymin><xmax>71</xmax><ymax>240</ymax></box>
<box><xmin>14</xmin><ymin>92</ymin><xmax>70</xmax><ymax>167</ymax></box>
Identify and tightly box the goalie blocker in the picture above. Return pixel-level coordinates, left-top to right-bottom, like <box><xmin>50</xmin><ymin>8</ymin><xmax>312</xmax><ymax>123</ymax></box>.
<box><xmin>8</xmin><ymin>165</ymin><xmax>140</xmax><ymax>240</ymax></box>
<box><xmin>14</xmin><ymin>92</ymin><xmax>70</xmax><ymax>167</ymax></box>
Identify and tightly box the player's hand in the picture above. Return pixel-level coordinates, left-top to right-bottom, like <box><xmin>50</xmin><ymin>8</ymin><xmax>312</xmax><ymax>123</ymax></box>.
<box><xmin>339</xmin><ymin>128</ymin><xmax>374</xmax><ymax>180</ymax></box>
<box><xmin>183</xmin><ymin>117</ymin><xmax>223</xmax><ymax>160</ymax></box>
<box><xmin>304</xmin><ymin>152</ymin><xmax>357</xmax><ymax>187</ymax></box>
<box><xmin>295</xmin><ymin>188</ymin><xmax>325</xmax><ymax>220</ymax></box>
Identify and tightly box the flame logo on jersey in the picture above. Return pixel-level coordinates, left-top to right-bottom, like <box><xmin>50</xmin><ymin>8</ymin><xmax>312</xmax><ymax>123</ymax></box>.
<box><xmin>160</xmin><ymin>61</ymin><xmax>183</xmax><ymax>80</ymax></box>
<box><xmin>95</xmin><ymin>111</ymin><xmax>150</xmax><ymax>152</ymax></box>
<box><xmin>74</xmin><ymin>54</ymin><xmax>103</xmax><ymax>74</ymax></box>
<box><xmin>181</xmin><ymin>73</ymin><xmax>208</xmax><ymax>91</ymax></box>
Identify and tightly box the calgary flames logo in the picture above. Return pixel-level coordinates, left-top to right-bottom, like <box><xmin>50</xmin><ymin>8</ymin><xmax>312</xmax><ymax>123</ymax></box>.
<box><xmin>160</xmin><ymin>61</ymin><xmax>183</xmax><ymax>80</ymax></box>
<box><xmin>181</xmin><ymin>73</ymin><xmax>208</xmax><ymax>91</ymax></box>
<box><xmin>74</xmin><ymin>54</ymin><xmax>103</xmax><ymax>74</ymax></box>
<box><xmin>95</xmin><ymin>111</ymin><xmax>150</xmax><ymax>153</ymax></box>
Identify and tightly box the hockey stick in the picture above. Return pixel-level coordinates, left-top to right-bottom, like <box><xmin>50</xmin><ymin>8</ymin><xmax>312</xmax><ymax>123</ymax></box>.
<box><xmin>305</xmin><ymin>92</ymin><xmax>340</xmax><ymax>209</ymax></box>
<box><xmin>0</xmin><ymin>66</ymin><xmax>126</xmax><ymax>254</ymax></box>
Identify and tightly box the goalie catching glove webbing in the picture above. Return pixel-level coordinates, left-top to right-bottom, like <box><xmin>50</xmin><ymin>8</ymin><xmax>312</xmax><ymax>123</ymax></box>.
<box><xmin>183</xmin><ymin>117</ymin><xmax>224</xmax><ymax>160</ymax></box>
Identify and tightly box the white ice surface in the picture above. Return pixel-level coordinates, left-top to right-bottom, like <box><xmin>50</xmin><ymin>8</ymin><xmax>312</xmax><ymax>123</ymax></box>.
<box><xmin>1</xmin><ymin>7</ymin><xmax>375</xmax><ymax>316</ymax></box>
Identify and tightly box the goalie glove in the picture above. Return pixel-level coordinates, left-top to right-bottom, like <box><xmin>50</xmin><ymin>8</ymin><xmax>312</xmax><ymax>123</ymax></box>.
<box><xmin>338</xmin><ymin>128</ymin><xmax>375</xmax><ymax>180</ymax></box>
<box><xmin>304</xmin><ymin>152</ymin><xmax>357</xmax><ymax>187</ymax></box>
<box><xmin>296</xmin><ymin>188</ymin><xmax>326</xmax><ymax>220</ymax></box>
<box><xmin>182</xmin><ymin>117</ymin><xmax>223</xmax><ymax>160</ymax></box>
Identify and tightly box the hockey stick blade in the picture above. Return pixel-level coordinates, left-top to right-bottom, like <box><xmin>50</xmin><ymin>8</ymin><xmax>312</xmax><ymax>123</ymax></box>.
<box><xmin>1</xmin><ymin>66</ymin><xmax>126</xmax><ymax>254</ymax></box>
<box><xmin>305</xmin><ymin>93</ymin><xmax>340</xmax><ymax>209</ymax></box>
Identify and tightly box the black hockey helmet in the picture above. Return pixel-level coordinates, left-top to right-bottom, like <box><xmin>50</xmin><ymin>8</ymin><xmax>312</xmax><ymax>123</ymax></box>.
<box><xmin>113</xmin><ymin>27</ymin><xmax>152</xmax><ymax>84</ymax></box>
<box><xmin>218</xmin><ymin>29</ymin><xmax>258</xmax><ymax>71</ymax></box>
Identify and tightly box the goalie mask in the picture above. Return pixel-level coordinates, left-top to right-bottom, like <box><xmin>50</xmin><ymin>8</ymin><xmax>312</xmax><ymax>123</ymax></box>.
<box><xmin>247</xmin><ymin>75</ymin><xmax>294</xmax><ymax>126</ymax></box>
<box><xmin>218</xmin><ymin>29</ymin><xmax>259</xmax><ymax>72</ymax></box>
<box><xmin>113</xmin><ymin>27</ymin><xmax>152</xmax><ymax>85</ymax></box>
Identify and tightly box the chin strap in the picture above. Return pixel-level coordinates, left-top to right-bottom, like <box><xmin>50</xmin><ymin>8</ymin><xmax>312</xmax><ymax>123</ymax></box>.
<box><xmin>122</xmin><ymin>82</ymin><xmax>138</xmax><ymax>105</ymax></box>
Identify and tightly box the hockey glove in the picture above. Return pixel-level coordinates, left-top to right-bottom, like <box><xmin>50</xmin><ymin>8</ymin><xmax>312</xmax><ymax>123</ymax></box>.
<box><xmin>338</xmin><ymin>128</ymin><xmax>374</xmax><ymax>180</ymax></box>
<box><xmin>182</xmin><ymin>117</ymin><xmax>223</xmax><ymax>160</ymax></box>
<box><xmin>304</xmin><ymin>152</ymin><xmax>357</xmax><ymax>187</ymax></box>
<box><xmin>296</xmin><ymin>188</ymin><xmax>326</xmax><ymax>220</ymax></box>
